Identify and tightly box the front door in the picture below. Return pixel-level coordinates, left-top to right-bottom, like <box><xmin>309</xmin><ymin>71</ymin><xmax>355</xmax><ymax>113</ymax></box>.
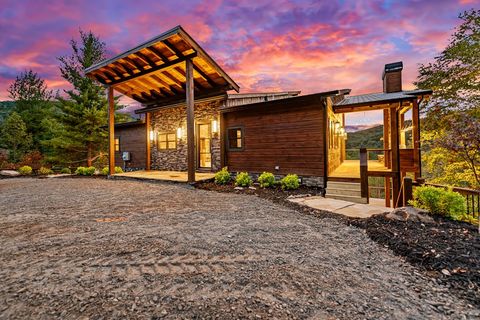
<box><xmin>198</xmin><ymin>123</ymin><xmax>212</xmax><ymax>169</ymax></box>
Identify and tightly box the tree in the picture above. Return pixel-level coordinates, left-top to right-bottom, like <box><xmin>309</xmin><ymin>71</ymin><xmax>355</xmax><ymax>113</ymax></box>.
<box><xmin>416</xmin><ymin>9</ymin><xmax>480</xmax><ymax>189</ymax></box>
<box><xmin>7</xmin><ymin>70</ymin><xmax>54</xmax><ymax>151</ymax></box>
<box><xmin>47</xmin><ymin>30</ymin><xmax>128</xmax><ymax>166</ymax></box>
<box><xmin>0</xmin><ymin>112</ymin><xmax>32</xmax><ymax>162</ymax></box>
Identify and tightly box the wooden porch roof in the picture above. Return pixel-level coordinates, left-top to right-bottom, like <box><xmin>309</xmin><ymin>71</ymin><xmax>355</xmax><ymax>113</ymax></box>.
<box><xmin>333</xmin><ymin>89</ymin><xmax>432</xmax><ymax>113</ymax></box>
<box><xmin>84</xmin><ymin>26</ymin><xmax>239</xmax><ymax>106</ymax></box>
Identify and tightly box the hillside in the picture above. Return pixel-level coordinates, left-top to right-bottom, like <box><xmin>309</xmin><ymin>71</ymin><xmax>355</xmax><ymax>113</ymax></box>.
<box><xmin>0</xmin><ymin>101</ymin><xmax>15</xmax><ymax>123</ymax></box>
<box><xmin>346</xmin><ymin>125</ymin><xmax>384</xmax><ymax>150</ymax></box>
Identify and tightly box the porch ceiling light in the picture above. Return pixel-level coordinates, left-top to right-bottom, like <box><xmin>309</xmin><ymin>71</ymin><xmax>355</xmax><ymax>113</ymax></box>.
<box><xmin>177</xmin><ymin>127</ymin><xmax>182</xmax><ymax>139</ymax></box>
<box><xmin>212</xmin><ymin>120</ymin><xmax>218</xmax><ymax>133</ymax></box>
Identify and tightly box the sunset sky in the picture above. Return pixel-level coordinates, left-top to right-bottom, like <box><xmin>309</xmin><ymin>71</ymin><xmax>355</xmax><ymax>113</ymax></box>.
<box><xmin>0</xmin><ymin>0</ymin><xmax>477</xmax><ymax>124</ymax></box>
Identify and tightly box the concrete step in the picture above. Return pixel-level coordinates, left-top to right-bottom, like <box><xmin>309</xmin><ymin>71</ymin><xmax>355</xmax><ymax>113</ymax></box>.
<box><xmin>326</xmin><ymin>188</ymin><xmax>362</xmax><ymax>197</ymax></box>
<box><xmin>325</xmin><ymin>194</ymin><xmax>368</xmax><ymax>204</ymax></box>
<box><xmin>327</xmin><ymin>181</ymin><xmax>361</xmax><ymax>191</ymax></box>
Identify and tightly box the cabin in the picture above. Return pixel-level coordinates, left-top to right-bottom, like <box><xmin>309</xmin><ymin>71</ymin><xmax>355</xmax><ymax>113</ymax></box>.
<box><xmin>85</xmin><ymin>26</ymin><xmax>431</xmax><ymax>208</ymax></box>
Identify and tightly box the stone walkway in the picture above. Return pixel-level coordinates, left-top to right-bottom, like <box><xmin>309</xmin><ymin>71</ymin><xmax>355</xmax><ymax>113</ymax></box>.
<box><xmin>289</xmin><ymin>196</ymin><xmax>393</xmax><ymax>218</ymax></box>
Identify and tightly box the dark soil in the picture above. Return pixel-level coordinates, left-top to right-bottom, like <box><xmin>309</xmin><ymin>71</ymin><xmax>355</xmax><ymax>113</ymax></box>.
<box><xmin>351</xmin><ymin>214</ymin><xmax>480</xmax><ymax>307</ymax></box>
<box><xmin>197</xmin><ymin>181</ymin><xmax>480</xmax><ymax>308</ymax></box>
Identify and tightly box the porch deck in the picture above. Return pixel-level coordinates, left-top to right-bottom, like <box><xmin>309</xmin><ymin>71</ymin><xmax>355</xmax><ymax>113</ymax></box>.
<box><xmin>113</xmin><ymin>170</ymin><xmax>215</xmax><ymax>183</ymax></box>
<box><xmin>329</xmin><ymin>160</ymin><xmax>390</xmax><ymax>179</ymax></box>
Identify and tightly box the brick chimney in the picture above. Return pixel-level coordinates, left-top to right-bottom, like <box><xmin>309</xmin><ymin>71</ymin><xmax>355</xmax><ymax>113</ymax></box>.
<box><xmin>382</xmin><ymin>62</ymin><xmax>403</xmax><ymax>93</ymax></box>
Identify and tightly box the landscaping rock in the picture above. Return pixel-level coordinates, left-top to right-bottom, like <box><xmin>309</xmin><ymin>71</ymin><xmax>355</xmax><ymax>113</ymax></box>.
<box><xmin>234</xmin><ymin>186</ymin><xmax>243</xmax><ymax>190</ymax></box>
<box><xmin>0</xmin><ymin>170</ymin><xmax>20</xmax><ymax>177</ymax></box>
<box><xmin>384</xmin><ymin>206</ymin><xmax>433</xmax><ymax>223</ymax></box>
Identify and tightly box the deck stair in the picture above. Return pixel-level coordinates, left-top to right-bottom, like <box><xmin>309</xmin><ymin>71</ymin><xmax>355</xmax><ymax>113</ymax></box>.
<box><xmin>325</xmin><ymin>181</ymin><xmax>367</xmax><ymax>204</ymax></box>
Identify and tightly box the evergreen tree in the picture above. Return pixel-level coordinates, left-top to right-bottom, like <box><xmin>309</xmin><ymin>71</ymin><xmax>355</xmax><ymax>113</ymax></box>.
<box><xmin>7</xmin><ymin>70</ymin><xmax>54</xmax><ymax>151</ymax></box>
<box><xmin>0</xmin><ymin>112</ymin><xmax>32</xmax><ymax>162</ymax></box>
<box><xmin>47</xmin><ymin>30</ymin><xmax>127</xmax><ymax>166</ymax></box>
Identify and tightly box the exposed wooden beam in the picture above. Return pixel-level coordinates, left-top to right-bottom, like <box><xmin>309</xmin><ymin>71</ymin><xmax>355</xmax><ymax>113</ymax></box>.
<box><xmin>186</xmin><ymin>58</ymin><xmax>195</xmax><ymax>183</ymax></box>
<box><xmin>107</xmin><ymin>87</ymin><xmax>115</xmax><ymax>175</ymax></box>
<box><xmin>192</xmin><ymin>62</ymin><xmax>217</xmax><ymax>88</ymax></box>
<box><xmin>134</xmin><ymin>52</ymin><xmax>157</xmax><ymax>67</ymax></box>
<box><xmin>108</xmin><ymin>66</ymin><xmax>125</xmax><ymax>78</ymax></box>
<box><xmin>163</xmin><ymin>39</ymin><xmax>184</xmax><ymax>58</ymax></box>
<box><xmin>114</xmin><ymin>62</ymin><xmax>132</xmax><ymax>76</ymax></box>
<box><xmin>174</xmin><ymin>66</ymin><xmax>206</xmax><ymax>90</ymax></box>
<box><xmin>123</xmin><ymin>57</ymin><xmax>145</xmax><ymax>72</ymax></box>
<box><xmin>108</xmin><ymin>52</ymin><xmax>197</xmax><ymax>87</ymax></box>
<box><xmin>146</xmin><ymin>46</ymin><xmax>169</xmax><ymax>63</ymax></box>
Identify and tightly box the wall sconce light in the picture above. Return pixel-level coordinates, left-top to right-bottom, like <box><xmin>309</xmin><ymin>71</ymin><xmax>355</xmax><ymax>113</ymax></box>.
<box><xmin>177</xmin><ymin>127</ymin><xmax>182</xmax><ymax>139</ymax></box>
<box><xmin>149</xmin><ymin>130</ymin><xmax>154</xmax><ymax>141</ymax></box>
<box><xmin>212</xmin><ymin>119</ymin><xmax>218</xmax><ymax>133</ymax></box>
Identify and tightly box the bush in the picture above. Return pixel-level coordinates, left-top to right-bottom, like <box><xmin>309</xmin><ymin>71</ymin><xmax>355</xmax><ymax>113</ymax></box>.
<box><xmin>38</xmin><ymin>167</ymin><xmax>53</xmax><ymax>175</ymax></box>
<box><xmin>235</xmin><ymin>172</ymin><xmax>252</xmax><ymax>187</ymax></box>
<box><xmin>115</xmin><ymin>166</ymin><xmax>124</xmax><ymax>174</ymax></box>
<box><xmin>101</xmin><ymin>167</ymin><xmax>109</xmax><ymax>175</ymax></box>
<box><xmin>75</xmin><ymin>166</ymin><xmax>86</xmax><ymax>175</ymax></box>
<box><xmin>18</xmin><ymin>165</ymin><xmax>32</xmax><ymax>175</ymax></box>
<box><xmin>409</xmin><ymin>185</ymin><xmax>466</xmax><ymax>219</ymax></box>
<box><xmin>60</xmin><ymin>168</ymin><xmax>71</xmax><ymax>174</ymax></box>
<box><xmin>258</xmin><ymin>172</ymin><xmax>276</xmax><ymax>188</ymax></box>
<box><xmin>86</xmin><ymin>166</ymin><xmax>96</xmax><ymax>176</ymax></box>
<box><xmin>215</xmin><ymin>167</ymin><xmax>231</xmax><ymax>185</ymax></box>
<box><xmin>281</xmin><ymin>174</ymin><xmax>300</xmax><ymax>190</ymax></box>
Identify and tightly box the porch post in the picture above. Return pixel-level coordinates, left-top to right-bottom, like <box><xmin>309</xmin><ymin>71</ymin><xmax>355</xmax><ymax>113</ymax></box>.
<box><xmin>383</xmin><ymin>109</ymin><xmax>391</xmax><ymax>207</ymax></box>
<box><xmin>186</xmin><ymin>58</ymin><xmax>195</xmax><ymax>183</ymax></box>
<box><xmin>145</xmin><ymin>112</ymin><xmax>151</xmax><ymax>171</ymax></box>
<box><xmin>390</xmin><ymin>103</ymin><xmax>401</xmax><ymax>207</ymax></box>
<box><xmin>107</xmin><ymin>86</ymin><xmax>115</xmax><ymax>175</ymax></box>
<box><xmin>412</xmin><ymin>99</ymin><xmax>421</xmax><ymax>180</ymax></box>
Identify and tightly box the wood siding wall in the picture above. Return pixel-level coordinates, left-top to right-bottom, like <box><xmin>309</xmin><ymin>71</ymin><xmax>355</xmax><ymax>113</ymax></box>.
<box><xmin>223</xmin><ymin>99</ymin><xmax>326</xmax><ymax>176</ymax></box>
<box><xmin>115</xmin><ymin>124</ymin><xmax>146</xmax><ymax>169</ymax></box>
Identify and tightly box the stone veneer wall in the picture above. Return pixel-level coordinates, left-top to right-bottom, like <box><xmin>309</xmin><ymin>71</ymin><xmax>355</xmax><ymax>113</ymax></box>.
<box><xmin>150</xmin><ymin>100</ymin><xmax>222</xmax><ymax>172</ymax></box>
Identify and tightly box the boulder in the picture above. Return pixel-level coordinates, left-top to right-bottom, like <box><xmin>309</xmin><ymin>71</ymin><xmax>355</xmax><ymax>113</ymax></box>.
<box><xmin>0</xmin><ymin>170</ymin><xmax>20</xmax><ymax>177</ymax></box>
<box><xmin>385</xmin><ymin>206</ymin><xmax>434</xmax><ymax>223</ymax></box>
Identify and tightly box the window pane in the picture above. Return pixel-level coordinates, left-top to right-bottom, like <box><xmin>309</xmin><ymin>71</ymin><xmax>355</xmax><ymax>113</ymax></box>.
<box><xmin>237</xmin><ymin>138</ymin><xmax>242</xmax><ymax>148</ymax></box>
<box><xmin>168</xmin><ymin>141</ymin><xmax>176</xmax><ymax>149</ymax></box>
<box><xmin>159</xmin><ymin>134</ymin><xmax>167</xmax><ymax>142</ymax></box>
<box><xmin>159</xmin><ymin>142</ymin><xmax>167</xmax><ymax>149</ymax></box>
<box><xmin>167</xmin><ymin>133</ymin><xmax>176</xmax><ymax>142</ymax></box>
<box><xmin>236</xmin><ymin>130</ymin><xmax>242</xmax><ymax>138</ymax></box>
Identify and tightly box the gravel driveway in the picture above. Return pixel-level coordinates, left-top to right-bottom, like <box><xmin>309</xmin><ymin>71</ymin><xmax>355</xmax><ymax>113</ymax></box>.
<box><xmin>0</xmin><ymin>178</ymin><xmax>478</xmax><ymax>319</ymax></box>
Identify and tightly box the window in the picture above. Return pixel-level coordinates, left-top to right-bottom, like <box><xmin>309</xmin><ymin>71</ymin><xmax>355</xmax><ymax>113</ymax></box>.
<box><xmin>227</xmin><ymin>127</ymin><xmax>243</xmax><ymax>150</ymax></box>
<box><xmin>114</xmin><ymin>138</ymin><xmax>120</xmax><ymax>152</ymax></box>
<box><xmin>158</xmin><ymin>132</ymin><xmax>177</xmax><ymax>150</ymax></box>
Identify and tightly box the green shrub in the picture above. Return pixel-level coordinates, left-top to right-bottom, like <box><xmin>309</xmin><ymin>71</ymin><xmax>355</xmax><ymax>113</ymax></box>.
<box><xmin>281</xmin><ymin>174</ymin><xmax>300</xmax><ymax>190</ymax></box>
<box><xmin>75</xmin><ymin>166</ymin><xmax>85</xmax><ymax>175</ymax></box>
<box><xmin>114</xmin><ymin>166</ymin><xmax>124</xmax><ymax>174</ymax></box>
<box><xmin>85</xmin><ymin>166</ymin><xmax>96</xmax><ymax>176</ymax></box>
<box><xmin>101</xmin><ymin>167</ymin><xmax>109</xmax><ymax>175</ymax></box>
<box><xmin>39</xmin><ymin>167</ymin><xmax>53</xmax><ymax>175</ymax></box>
<box><xmin>215</xmin><ymin>167</ymin><xmax>231</xmax><ymax>185</ymax></box>
<box><xmin>409</xmin><ymin>185</ymin><xmax>466</xmax><ymax>219</ymax></box>
<box><xmin>235</xmin><ymin>172</ymin><xmax>252</xmax><ymax>187</ymax></box>
<box><xmin>258</xmin><ymin>172</ymin><xmax>276</xmax><ymax>188</ymax></box>
<box><xmin>18</xmin><ymin>165</ymin><xmax>32</xmax><ymax>175</ymax></box>
<box><xmin>60</xmin><ymin>168</ymin><xmax>71</xmax><ymax>174</ymax></box>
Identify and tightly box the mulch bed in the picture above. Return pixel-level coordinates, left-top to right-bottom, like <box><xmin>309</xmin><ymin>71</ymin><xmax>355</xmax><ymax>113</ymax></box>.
<box><xmin>350</xmin><ymin>214</ymin><xmax>480</xmax><ymax>307</ymax></box>
<box><xmin>197</xmin><ymin>180</ymin><xmax>480</xmax><ymax>307</ymax></box>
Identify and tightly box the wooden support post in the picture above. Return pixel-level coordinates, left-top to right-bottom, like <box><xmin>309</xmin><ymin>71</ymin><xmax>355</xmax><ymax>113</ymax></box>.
<box><xmin>107</xmin><ymin>86</ymin><xmax>115</xmax><ymax>176</ymax></box>
<box><xmin>145</xmin><ymin>112</ymin><xmax>151</xmax><ymax>171</ymax></box>
<box><xmin>360</xmin><ymin>148</ymin><xmax>369</xmax><ymax>203</ymax></box>
<box><xmin>412</xmin><ymin>99</ymin><xmax>421</xmax><ymax>180</ymax></box>
<box><xmin>403</xmin><ymin>177</ymin><xmax>413</xmax><ymax>206</ymax></box>
<box><xmin>390</xmin><ymin>104</ymin><xmax>401</xmax><ymax>207</ymax></box>
<box><xmin>383</xmin><ymin>108</ymin><xmax>391</xmax><ymax>207</ymax></box>
<box><xmin>186</xmin><ymin>58</ymin><xmax>195</xmax><ymax>183</ymax></box>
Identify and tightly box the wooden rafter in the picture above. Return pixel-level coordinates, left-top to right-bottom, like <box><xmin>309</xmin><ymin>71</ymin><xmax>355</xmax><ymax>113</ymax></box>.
<box><xmin>146</xmin><ymin>46</ymin><xmax>169</xmax><ymax>63</ymax></box>
<box><xmin>163</xmin><ymin>39</ymin><xmax>185</xmax><ymax>58</ymax></box>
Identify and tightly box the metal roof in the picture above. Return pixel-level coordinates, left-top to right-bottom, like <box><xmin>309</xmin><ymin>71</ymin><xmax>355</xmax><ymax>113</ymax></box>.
<box><xmin>334</xmin><ymin>89</ymin><xmax>433</xmax><ymax>108</ymax></box>
<box><xmin>84</xmin><ymin>25</ymin><xmax>239</xmax><ymax>105</ymax></box>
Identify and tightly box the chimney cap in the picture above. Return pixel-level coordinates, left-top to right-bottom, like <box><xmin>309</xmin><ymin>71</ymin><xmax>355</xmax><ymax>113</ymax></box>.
<box><xmin>383</xmin><ymin>61</ymin><xmax>403</xmax><ymax>79</ymax></box>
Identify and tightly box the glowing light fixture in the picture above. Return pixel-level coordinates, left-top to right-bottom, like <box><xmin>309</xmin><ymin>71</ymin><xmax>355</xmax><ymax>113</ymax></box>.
<box><xmin>177</xmin><ymin>127</ymin><xmax>182</xmax><ymax>139</ymax></box>
<box><xmin>212</xmin><ymin>119</ymin><xmax>218</xmax><ymax>133</ymax></box>
<box><xmin>149</xmin><ymin>130</ymin><xmax>154</xmax><ymax>141</ymax></box>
